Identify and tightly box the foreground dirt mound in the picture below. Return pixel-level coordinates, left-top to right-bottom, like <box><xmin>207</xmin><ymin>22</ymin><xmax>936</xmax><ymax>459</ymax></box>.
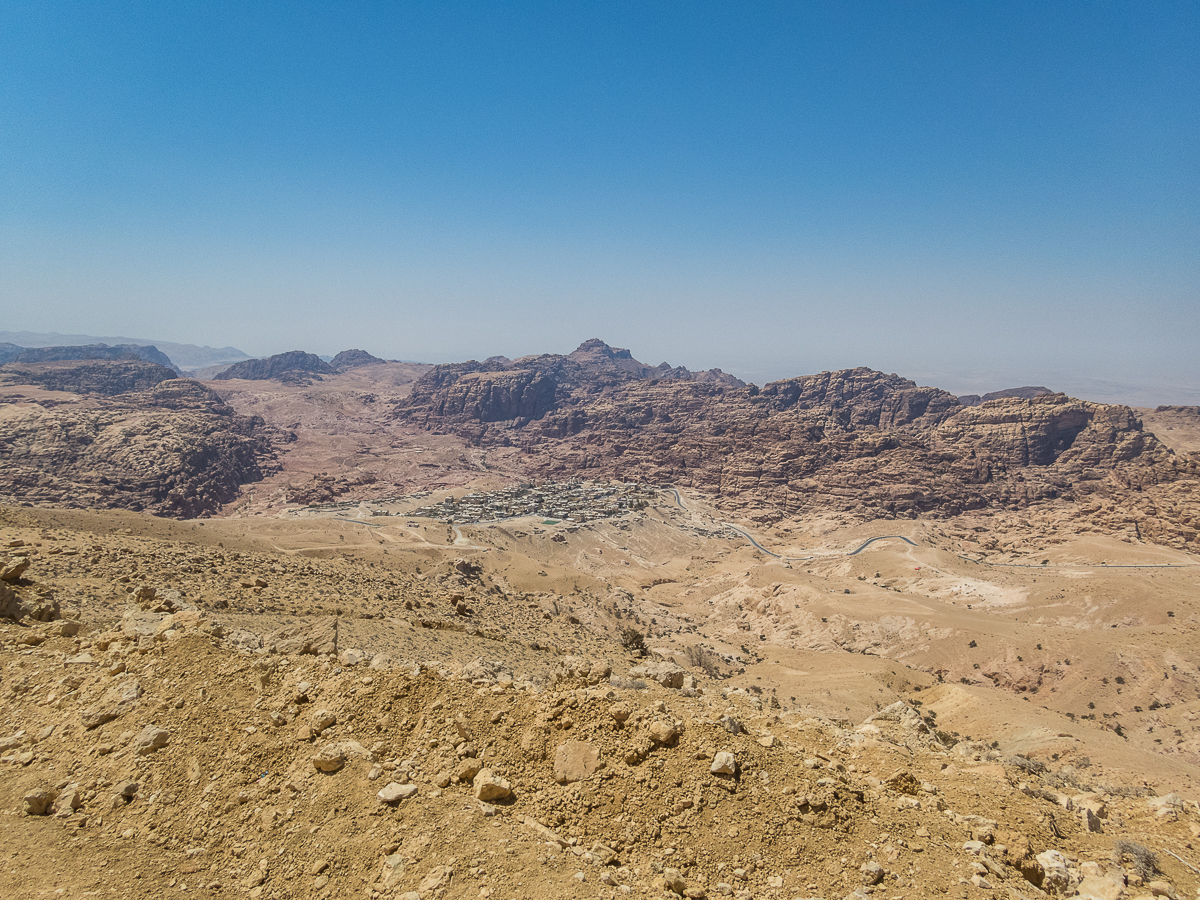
<box><xmin>6</xmin><ymin>616</ymin><xmax>1200</xmax><ymax>900</ymax></box>
<box><xmin>2</xmin><ymin>505</ymin><xmax>1199</xmax><ymax>900</ymax></box>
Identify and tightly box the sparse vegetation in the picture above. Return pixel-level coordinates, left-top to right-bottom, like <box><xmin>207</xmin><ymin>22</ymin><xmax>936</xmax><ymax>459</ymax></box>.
<box><xmin>619</xmin><ymin>626</ymin><xmax>646</xmax><ymax>655</ymax></box>
<box><xmin>1112</xmin><ymin>840</ymin><xmax>1159</xmax><ymax>881</ymax></box>
<box><xmin>683</xmin><ymin>643</ymin><xmax>727</xmax><ymax>679</ymax></box>
<box><xmin>1005</xmin><ymin>755</ymin><xmax>1047</xmax><ymax>775</ymax></box>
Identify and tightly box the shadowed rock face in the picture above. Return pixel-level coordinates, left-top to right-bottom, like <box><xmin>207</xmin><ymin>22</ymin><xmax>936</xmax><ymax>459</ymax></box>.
<box><xmin>0</xmin><ymin>367</ymin><xmax>285</xmax><ymax>518</ymax></box>
<box><xmin>215</xmin><ymin>351</ymin><xmax>335</xmax><ymax>383</ymax></box>
<box><xmin>394</xmin><ymin>350</ymin><xmax>1196</xmax><ymax>539</ymax></box>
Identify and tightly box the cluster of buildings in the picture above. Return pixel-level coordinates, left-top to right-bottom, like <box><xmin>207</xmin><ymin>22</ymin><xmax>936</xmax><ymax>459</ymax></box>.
<box><xmin>409</xmin><ymin>480</ymin><xmax>660</xmax><ymax>524</ymax></box>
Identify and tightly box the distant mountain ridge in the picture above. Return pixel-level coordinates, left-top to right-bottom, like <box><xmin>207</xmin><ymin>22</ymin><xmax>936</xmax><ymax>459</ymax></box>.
<box><xmin>957</xmin><ymin>386</ymin><xmax>1053</xmax><ymax>406</ymax></box>
<box><xmin>6</xmin><ymin>343</ymin><xmax>180</xmax><ymax>373</ymax></box>
<box><xmin>0</xmin><ymin>331</ymin><xmax>250</xmax><ymax>371</ymax></box>
<box><xmin>214</xmin><ymin>350</ymin><xmax>336</xmax><ymax>383</ymax></box>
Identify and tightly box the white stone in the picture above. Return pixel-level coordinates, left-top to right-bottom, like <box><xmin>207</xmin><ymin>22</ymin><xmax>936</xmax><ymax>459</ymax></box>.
<box><xmin>710</xmin><ymin>751</ymin><xmax>736</xmax><ymax>775</ymax></box>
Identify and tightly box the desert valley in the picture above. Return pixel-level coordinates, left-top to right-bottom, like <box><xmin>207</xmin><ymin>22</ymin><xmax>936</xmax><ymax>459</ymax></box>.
<box><xmin>1</xmin><ymin>338</ymin><xmax>1199</xmax><ymax>900</ymax></box>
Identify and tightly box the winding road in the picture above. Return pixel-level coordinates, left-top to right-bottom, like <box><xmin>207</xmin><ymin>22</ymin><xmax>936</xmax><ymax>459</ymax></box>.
<box><xmin>664</xmin><ymin>485</ymin><xmax>915</xmax><ymax>560</ymax></box>
<box><xmin>663</xmin><ymin>486</ymin><xmax>1196</xmax><ymax>568</ymax></box>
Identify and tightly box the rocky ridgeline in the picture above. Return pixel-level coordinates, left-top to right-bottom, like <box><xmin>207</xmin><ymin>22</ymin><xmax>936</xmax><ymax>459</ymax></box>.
<box><xmin>0</xmin><ymin>363</ymin><xmax>285</xmax><ymax>518</ymax></box>
<box><xmin>397</xmin><ymin>339</ymin><xmax>744</xmax><ymax>429</ymax></box>
<box><xmin>3</xmin><ymin>593</ymin><xmax>1198</xmax><ymax>900</ymax></box>
<box><xmin>396</xmin><ymin>349</ymin><xmax>1199</xmax><ymax>549</ymax></box>
<box><xmin>215</xmin><ymin>351</ymin><xmax>337</xmax><ymax>384</ymax></box>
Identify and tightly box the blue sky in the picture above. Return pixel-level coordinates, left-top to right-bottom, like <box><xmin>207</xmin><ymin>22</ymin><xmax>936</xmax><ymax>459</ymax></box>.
<box><xmin>2</xmin><ymin>2</ymin><xmax>1197</xmax><ymax>403</ymax></box>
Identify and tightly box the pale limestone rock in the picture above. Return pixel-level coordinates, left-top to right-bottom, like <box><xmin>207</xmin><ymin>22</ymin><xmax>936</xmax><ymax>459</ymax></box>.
<box><xmin>133</xmin><ymin>725</ymin><xmax>169</xmax><ymax>755</ymax></box>
<box><xmin>710</xmin><ymin>751</ymin><xmax>736</xmax><ymax>775</ymax></box>
<box><xmin>554</xmin><ymin>740</ymin><xmax>601</xmax><ymax>784</ymax></box>
<box><xmin>473</xmin><ymin>768</ymin><xmax>512</xmax><ymax>801</ymax></box>
<box><xmin>377</xmin><ymin>782</ymin><xmax>417</xmax><ymax>804</ymax></box>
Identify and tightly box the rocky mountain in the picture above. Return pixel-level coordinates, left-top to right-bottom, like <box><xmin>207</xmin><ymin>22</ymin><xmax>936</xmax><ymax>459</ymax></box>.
<box><xmin>0</xmin><ymin>331</ymin><xmax>250</xmax><ymax>370</ymax></box>
<box><xmin>400</xmin><ymin>339</ymin><xmax>744</xmax><ymax>429</ymax></box>
<box><xmin>0</xmin><ymin>361</ymin><xmax>285</xmax><ymax>517</ymax></box>
<box><xmin>958</xmin><ymin>386</ymin><xmax>1054</xmax><ymax>406</ymax></box>
<box><xmin>214</xmin><ymin>350</ymin><xmax>336</xmax><ymax>383</ymax></box>
<box><xmin>10</xmin><ymin>343</ymin><xmax>181</xmax><ymax>373</ymax></box>
<box><xmin>330</xmin><ymin>348</ymin><xmax>387</xmax><ymax>370</ymax></box>
<box><xmin>395</xmin><ymin>350</ymin><xmax>1198</xmax><ymax>547</ymax></box>
<box><xmin>2</xmin><ymin>359</ymin><xmax>178</xmax><ymax>395</ymax></box>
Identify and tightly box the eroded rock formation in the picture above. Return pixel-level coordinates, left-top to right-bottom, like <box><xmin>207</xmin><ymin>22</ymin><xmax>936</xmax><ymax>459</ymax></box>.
<box><xmin>0</xmin><ymin>364</ymin><xmax>284</xmax><ymax>517</ymax></box>
<box><xmin>395</xmin><ymin>344</ymin><xmax>1198</xmax><ymax>545</ymax></box>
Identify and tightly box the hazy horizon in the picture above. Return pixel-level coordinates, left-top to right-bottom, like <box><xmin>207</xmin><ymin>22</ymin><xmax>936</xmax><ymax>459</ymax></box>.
<box><xmin>3</xmin><ymin>4</ymin><xmax>1197</xmax><ymax>406</ymax></box>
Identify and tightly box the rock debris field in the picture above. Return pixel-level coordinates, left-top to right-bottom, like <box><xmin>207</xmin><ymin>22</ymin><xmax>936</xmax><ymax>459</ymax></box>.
<box><xmin>3</xmin><ymin>516</ymin><xmax>1200</xmax><ymax>900</ymax></box>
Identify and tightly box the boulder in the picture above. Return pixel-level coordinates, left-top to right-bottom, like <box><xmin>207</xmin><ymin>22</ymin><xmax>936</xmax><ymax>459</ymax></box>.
<box><xmin>473</xmin><ymin>768</ymin><xmax>512</xmax><ymax>801</ymax></box>
<box><xmin>377</xmin><ymin>783</ymin><xmax>418</xmax><ymax>804</ymax></box>
<box><xmin>268</xmin><ymin>617</ymin><xmax>338</xmax><ymax>656</ymax></box>
<box><xmin>312</xmin><ymin>740</ymin><xmax>370</xmax><ymax>773</ymax></box>
<box><xmin>0</xmin><ymin>557</ymin><xmax>30</xmax><ymax>582</ymax></box>
<box><xmin>629</xmin><ymin>660</ymin><xmax>686</xmax><ymax>689</ymax></box>
<box><xmin>133</xmin><ymin>725</ymin><xmax>170</xmax><ymax>755</ymax></box>
<box><xmin>648</xmin><ymin>721</ymin><xmax>679</xmax><ymax>745</ymax></box>
<box><xmin>553</xmin><ymin>741</ymin><xmax>601</xmax><ymax>784</ymax></box>
<box><xmin>1035</xmin><ymin>850</ymin><xmax>1072</xmax><ymax>895</ymax></box>
<box><xmin>81</xmin><ymin>679</ymin><xmax>143</xmax><ymax>730</ymax></box>
<box><xmin>23</xmin><ymin>787</ymin><xmax>57</xmax><ymax>816</ymax></box>
<box><xmin>0</xmin><ymin>583</ymin><xmax>60</xmax><ymax>623</ymax></box>
<box><xmin>711</xmin><ymin>751</ymin><xmax>737</xmax><ymax>775</ymax></box>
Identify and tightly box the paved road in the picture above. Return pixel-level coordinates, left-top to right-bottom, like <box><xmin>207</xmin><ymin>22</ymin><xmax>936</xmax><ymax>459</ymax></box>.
<box><xmin>848</xmin><ymin>535</ymin><xmax>918</xmax><ymax>555</ymax></box>
<box><xmin>666</xmin><ymin>485</ymin><xmax>913</xmax><ymax>560</ymax></box>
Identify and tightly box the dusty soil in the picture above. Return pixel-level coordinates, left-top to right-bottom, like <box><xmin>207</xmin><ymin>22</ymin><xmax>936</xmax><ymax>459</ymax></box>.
<box><xmin>3</xmin><ymin>489</ymin><xmax>1200</xmax><ymax>899</ymax></box>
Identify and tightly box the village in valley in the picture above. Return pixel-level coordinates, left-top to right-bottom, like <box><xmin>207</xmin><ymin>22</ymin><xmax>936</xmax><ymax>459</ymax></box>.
<box><xmin>292</xmin><ymin>480</ymin><xmax>661</xmax><ymax>525</ymax></box>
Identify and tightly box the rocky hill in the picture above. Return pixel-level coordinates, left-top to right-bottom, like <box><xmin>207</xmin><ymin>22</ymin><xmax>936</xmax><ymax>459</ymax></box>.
<box><xmin>0</xmin><ymin>331</ymin><xmax>251</xmax><ymax>370</ymax></box>
<box><xmin>331</xmin><ymin>348</ymin><xmax>388</xmax><ymax>370</ymax></box>
<box><xmin>0</xmin><ymin>362</ymin><xmax>285</xmax><ymax>517</ymax></box>
<box><xmin>400</xmin><ymin>339</ymin><xmax>744</xmax><ymax>430</ymax></box>
<box><xmin>394</xmin><ymin>352</ymin><xmax>1199</xmax><ymax>548</ymax></box>
<box><xmin>8</xmin><ymin>342</ymin><xmax>181</xmax><ymax>372</ymax></box>
<box><xmin>2</xmin><ymin>359</ymin><xmax>179</xmax><ymax>395</ymax></box>
<box><xmin>959</xmin><ymin>387</ymin><xmax>1054</xmax><ymax>406</ymax></box>
<box><xmin>215</xmin><ymin>351</ymin><xmax>336</xmax><ymax>384</ymax></box>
